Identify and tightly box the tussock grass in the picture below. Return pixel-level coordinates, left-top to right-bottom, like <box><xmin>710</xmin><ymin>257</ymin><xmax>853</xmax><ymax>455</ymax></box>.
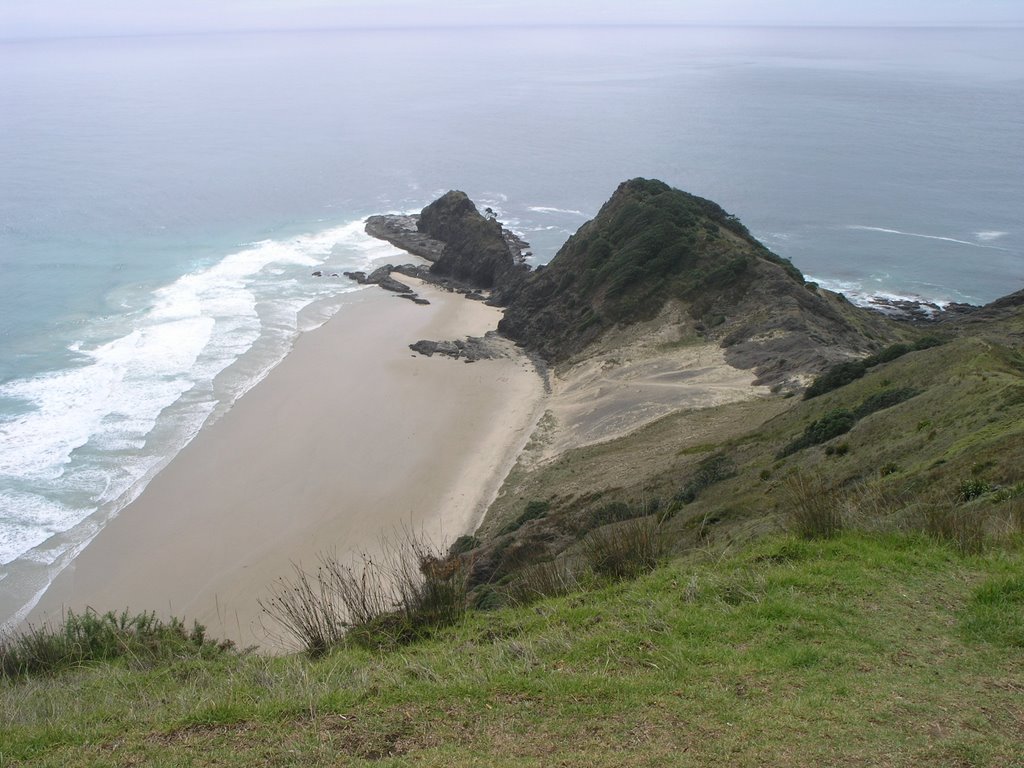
<box><xmin>782</xmin><ymin>473</ymin><xmax>844</xmax><ymax>540</ymax></box>
<box><xmin>0</xmin><ymin>609</ymin><xmax>233</xmax><ymax>681</ymax></box>
<box><xmin>920</xmin><ymin>500</ymin><xmax>988</xmax><ymax>555</ymax></box>
<box><xmin>501</xmin><ymin>558</ymin><xmax>583</xmax><ymax>606</ymax></box>
<box><xmin>260</xmin><ymin>533</ymin><xmax>470</xmax><ymax>655</ymax></box>
<box><xmin>582</xmin><ymin>517</ymin><xmax>666</xmax><ymax>580</ymax></box>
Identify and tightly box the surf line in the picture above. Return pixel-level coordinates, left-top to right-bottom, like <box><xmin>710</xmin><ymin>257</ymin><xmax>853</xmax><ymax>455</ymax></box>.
<box><xmin>847</xmin><ymin>225</ymin><xmax>1011</xmax><ymax>251</ymax></box>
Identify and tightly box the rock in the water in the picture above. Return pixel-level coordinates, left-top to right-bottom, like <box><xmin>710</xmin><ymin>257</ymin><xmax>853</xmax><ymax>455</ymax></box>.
<box><xmin>312</xmin><ymin>270</ymin><xmax>323</xmax><ymax>277</ymax></box>
<box><xmin>344</xmin><ymin>271</ymin><xmax>368</xmax><ymax>283</ymax></box>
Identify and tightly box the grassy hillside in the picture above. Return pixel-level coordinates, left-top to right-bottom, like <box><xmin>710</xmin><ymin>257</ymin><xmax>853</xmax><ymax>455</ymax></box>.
<box><xmin>3</xmin><ymin>533</ymin><xmax>1022</xmax><ymax>766</ymax></box>
<box><xmin>471</xmin><ymin>328</ymin><xmax>1024</xmax><ymax>592</ymax></box>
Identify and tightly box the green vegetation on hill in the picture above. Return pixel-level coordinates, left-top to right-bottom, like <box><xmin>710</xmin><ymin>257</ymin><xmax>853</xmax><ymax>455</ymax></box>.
<box><xmin>3</xmin><ymin>534</ymin><xmax>1021</xmax><ymax>766</ymax></box>
<box><xmin>497</xmin><ymin>178</ymin><xmax>801</xmax><ymax>363</ymax></box>
<box><xmin>496</xmin><ymin>179</ymin><xmax>900</xmax><ymax>388</ymax></box>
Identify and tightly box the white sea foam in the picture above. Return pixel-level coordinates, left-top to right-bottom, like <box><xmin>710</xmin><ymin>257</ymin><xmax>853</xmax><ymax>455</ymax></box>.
<box><xmin>847</xmin><ymin>225</ymin><xmax>1012</xmax><ymax>251</ymax></box>
<box><xmin>0</xmin><ymin>217</ymin><xmax>385</xmax><ymax>607</ymax></box>
<box><xmin>975</xmin><ymin>230</ymin><xmax>1009</xmax><ymax>242</ymax></box>
<box><xmin>527</xmin><ymin>206</ymin><xmax>588</xmax><ymax>216</ymax></box>
<box><xmin>809</xmin><ymin>275</ymin><xmax>951</xmax><ymax>313</ymax></box>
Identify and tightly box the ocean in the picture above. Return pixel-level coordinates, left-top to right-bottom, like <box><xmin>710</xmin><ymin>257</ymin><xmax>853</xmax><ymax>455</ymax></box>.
<box><xmin>1</xmin><ymin>24</ymin><xmax>1021</xmax><ymax>626</ymax></box>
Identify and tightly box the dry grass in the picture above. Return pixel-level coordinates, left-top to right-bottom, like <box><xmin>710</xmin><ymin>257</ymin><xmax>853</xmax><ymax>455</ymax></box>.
<box><xmin>260</xmin><ymin>532</ymin><xmax>470</xmax><ymax>655</ymax></box>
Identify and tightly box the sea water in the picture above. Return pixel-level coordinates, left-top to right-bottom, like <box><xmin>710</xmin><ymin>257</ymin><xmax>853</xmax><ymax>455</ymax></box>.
<box><xmin>1</xmin><ymin>25</ymin><xmax>1021</xmax><ymax>625</ymax></box>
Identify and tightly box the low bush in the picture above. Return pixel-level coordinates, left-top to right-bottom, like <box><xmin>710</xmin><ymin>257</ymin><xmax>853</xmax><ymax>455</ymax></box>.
<box><xmin>778</xmin><ymin>409</ymin><xmax>855</xmax><ymax>458</ymax></box>
<box><xmin>675</xmin><ymin>453</ymin><xmax>736</xmax><ymax>504</ymax></box>
<box><xmin>853</xmin><ymin>387</ymin><xmax>921</xmax><ymax>419</ymax></box>
<box><xmin>803</xmin><ymin>337</ymin><xmax>944</xmax><ymax>400</ymax></box>
<box><xmin>588</xmin><ymin>498</ymin><xmax>662</xmax><ymax>527</ymax></box>
<box><xmin>497</xmin><ymin>500</ymin><xmax>551</xmax><ymax>536</ymax></box>
<box><xmin>803</xmin><ymin>361</ymin><xmax>867</xmax><ymax>399</ymax></box>
<box><xmin>0</xmin><ymin>609</ymin><xmax>233</xmax><ymax>681</ymax></box>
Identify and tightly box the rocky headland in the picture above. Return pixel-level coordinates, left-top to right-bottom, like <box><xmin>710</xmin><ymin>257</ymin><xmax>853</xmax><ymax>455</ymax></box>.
<box><xmin>361</xmin><ymin>179</ymin><xmax>1024</xmax><ymax>593</ymax></box>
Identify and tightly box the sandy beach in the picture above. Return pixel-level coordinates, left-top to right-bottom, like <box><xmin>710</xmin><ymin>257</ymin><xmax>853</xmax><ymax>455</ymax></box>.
<box><xmin>29</xmin><ymin>279</ymin><xmax>545</xmax><ymax>651</ymax></box>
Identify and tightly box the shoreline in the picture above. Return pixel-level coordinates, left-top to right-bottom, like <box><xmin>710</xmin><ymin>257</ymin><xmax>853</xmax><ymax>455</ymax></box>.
<box><xmin>27</xmin><ymin>279</ymin><xmax>546</xmax><ymax>651</ymax></box>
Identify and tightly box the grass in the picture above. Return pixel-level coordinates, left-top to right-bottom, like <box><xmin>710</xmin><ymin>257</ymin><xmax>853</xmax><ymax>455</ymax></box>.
<box><xmin>3</xmin><ymin>533</ymin><xmax>1022</xmax><ymax>766</ymax></box>
<box><xmin>0</xmin><ymin>609</ymin><xmax>234</xmax><ymax>681</ymax></box>
<box><xmin>260</xmin><ymin>533</ymin><xmax>470</xmax><ymax>655</ymax></box>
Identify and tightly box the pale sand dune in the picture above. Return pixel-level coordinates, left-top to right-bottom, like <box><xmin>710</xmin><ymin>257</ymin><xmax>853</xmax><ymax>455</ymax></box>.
<box><xmin>30</xmin><ymin>281</ymin><xmax>545</xmax><ymax>651</ymax></box>
<box><xmin>533</xmin><ymin>300</ymin><xmax>764</xmax><ymax>462</ymax></box>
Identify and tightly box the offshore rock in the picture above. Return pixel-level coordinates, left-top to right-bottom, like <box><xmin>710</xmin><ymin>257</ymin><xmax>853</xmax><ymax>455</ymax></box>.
<box><xmin>419</xmin><ymin>191</ymin><xmax>529</xmax><ymax>290</ymax></box>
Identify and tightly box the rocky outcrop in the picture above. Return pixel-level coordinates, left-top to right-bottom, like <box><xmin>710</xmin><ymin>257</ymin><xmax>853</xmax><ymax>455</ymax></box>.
<box><xmin>364</xmin><ymin>215</ymin><xmax>446</xmax><ymax>262</ymax></box>
<box><xmin>364</xmin><ymin>180</ymin><xmax>904</xmax><ymax>389</ymax></box>
<box><xmin>418</xmin><ymin>191</ymin><xmax>529</xmax><ymax>290</ymax></box>
<box><xmin>344</xmin><ymin>264</ymin><xmax>426</xmax><ymax>302</ymax></box>
<box><xmin>409</xmin><ymin>332</ymin><xmax>520</xmax><ymax>363</ymax></box>
<box><xmin>495</xmin><ymin>178</ymin><xmax>898</xmax><ymax>388</ymax></box>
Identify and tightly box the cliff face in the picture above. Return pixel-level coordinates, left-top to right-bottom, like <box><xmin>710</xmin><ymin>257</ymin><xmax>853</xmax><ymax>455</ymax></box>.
<box><xmin>420</xmin><ymin>191</ymin><xmax>526</xmax><ymax>290</ymax></box>
<box><xmin>495</xmin><ymin>178</ymin><xmax>897</xmax><ymax>386</ymax></box>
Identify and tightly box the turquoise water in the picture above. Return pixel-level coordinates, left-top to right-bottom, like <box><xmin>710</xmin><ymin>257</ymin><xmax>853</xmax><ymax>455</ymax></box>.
<box><xmin>1</xmin><ymin>25</ymin><xmax>1022</xmax><ymax>622</ymax></box>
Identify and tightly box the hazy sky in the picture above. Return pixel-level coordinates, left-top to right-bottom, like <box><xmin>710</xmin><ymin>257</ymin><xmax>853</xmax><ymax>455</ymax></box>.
<box><xmin>2</xmin><ymin>0</ymin><xmax>1022</xmax><ymax>39</ymax></box>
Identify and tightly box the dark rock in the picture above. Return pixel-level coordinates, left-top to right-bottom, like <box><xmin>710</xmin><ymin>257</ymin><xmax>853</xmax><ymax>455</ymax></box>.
<box><xmin>392</xmin><ymin>263</ymin><xmax>432</xmax><ymax>281</ymax></box>
<box><xmin>365</xmin><ymin>265</ymin><xmax>394</xmax><ymax>284</ymax></box>
<box><xmin>419</xmin><ymin>191</ymin><xmax>530</xmax><ymax>290</ymax></box>
<box><xmin>397</xmin><ymin>293</ymin><xmax>430</xmax><ymax>305</ymax></box>
<box><xmin>409</xmin><ymin>332</ymin><xmax>511</xmax><ymax>362</ymax></box>
<box><xmin>312</xmin><ymin>270</ymin><xmax>323</xmax><ymax>277</ymax></box>
<box><xmin>378</xmin><ymin>276</ymin><xmax>413</xmax><ymax>293</ymax></box>
<box><xmin>364</xmin><ymin>215</ymin><xmax>446</xmax><ymax>262</ymax></box>
<box><xmin>344</xmin><ymin>271</ymin><xmax>368</xmax><ymax>283</ymax></box>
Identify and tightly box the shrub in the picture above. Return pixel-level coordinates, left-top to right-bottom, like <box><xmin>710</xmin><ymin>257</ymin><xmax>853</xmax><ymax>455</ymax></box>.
<box><xmin>497</xmin><ymin>500</ymin><xmax>551</xmax><ymax>536</ymax></box>
<box><xmin>803</xmin><ymin>361</ymin><xmax>867</xmax><ymax>399</ymax></box>
<box><xmin>261</xmin><ymin>533</ymin><xmax>470</xmax><ymax>655</ymax></box>
<box><xmin>778</xmin><ymin>409</ymin><xmax>855</xmax><ymax>458</ymax></box>
<box><xmin>588</xmin><ymin>498</ymin><xmax>662</xmax><ymax>527</ymax></box>
<box><xmin>783</xmin><ymin>473</ymin><xmax>843</xmax><ymax>540</ymax></box>
<box><xmin>449</xmin><ymin>535</ymin><xmax>481</xmax><ymax>556</ymax></box>
<box><xmin>675</xmin><ymin>453</ymin><xmax>736</xmax><ymax>504</ymax></box>
<box><xmin>803</xmin><ymin>337</ymin><xmax>943</xmax><ymax>400</ymax></box>
<box><xmin>956</xmin><ymin>479</ymin><xmax>992</xmax><ymax>502</ymax></box>
<box><xmin>853</xmin><ymin>387</ymin><xmax>921</xmax><ymax>419</ymax></box>
<box><xmin>0</xmin><ymin>609</ymin><xmax>233</xmax><ymax>681</ymax></box>
<box><xmin>863</xmin><ymin>343</ymin><xmax>912</xmax><ymax>367</ymax></box>
<box><xmin>583</xmin><ymin>518</ymin><xmax>666</xmax><ymax>581</ymax></box>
